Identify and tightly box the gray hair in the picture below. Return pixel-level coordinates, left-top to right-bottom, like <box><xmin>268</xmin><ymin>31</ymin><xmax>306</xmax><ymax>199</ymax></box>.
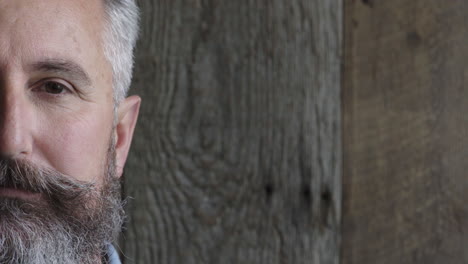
<box><xmin>102</xmin><ymin>0</ymin><xmax>140</xmax><ymax>103</ymax></box>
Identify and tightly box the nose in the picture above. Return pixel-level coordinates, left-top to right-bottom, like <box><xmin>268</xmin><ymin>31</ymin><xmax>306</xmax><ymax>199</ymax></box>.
<box><xmin>0</xmin><ymin>88</ymin><xmax>33</xmax><ymax>159</ymax></box>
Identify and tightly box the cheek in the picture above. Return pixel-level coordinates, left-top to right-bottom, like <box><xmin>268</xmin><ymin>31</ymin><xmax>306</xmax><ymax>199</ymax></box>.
<box><xmin>35</xmin><ymin>110</ymin><xmax>113</xmax><ymax>183</ymax></box>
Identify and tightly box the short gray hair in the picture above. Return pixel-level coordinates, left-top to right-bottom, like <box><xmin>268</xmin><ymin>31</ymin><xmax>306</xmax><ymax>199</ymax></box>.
<box><xmin>102</xmin><ymin>0</ymin><xmax>140</xmax><ymax>103</ymax></box>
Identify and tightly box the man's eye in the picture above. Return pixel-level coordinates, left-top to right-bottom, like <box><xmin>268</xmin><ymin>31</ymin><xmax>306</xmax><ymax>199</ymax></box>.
<box><xmin>42</xmin><ymin>81</ymin><xmax>69</xmax><ymax>94</ymax></box>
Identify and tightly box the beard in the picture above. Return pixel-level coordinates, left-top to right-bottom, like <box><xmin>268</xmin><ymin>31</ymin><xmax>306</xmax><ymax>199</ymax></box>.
<box><xmin>0</xmin><ymin>139</ymin><xmax>124</xmax><ymax>264</ymax></box>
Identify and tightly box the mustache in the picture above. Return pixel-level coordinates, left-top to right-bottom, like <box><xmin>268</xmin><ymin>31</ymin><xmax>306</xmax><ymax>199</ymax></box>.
<box><xmin>0</xmin><ymin>158</ymin><xmax>97</xmax><ymax>202</ymax></box>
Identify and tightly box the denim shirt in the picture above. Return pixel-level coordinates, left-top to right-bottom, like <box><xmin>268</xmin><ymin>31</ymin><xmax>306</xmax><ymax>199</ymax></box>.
<box><xmin>107</xmin><ymin>244</ymin><xmax>121</xmax><ymax>264</ymax></box>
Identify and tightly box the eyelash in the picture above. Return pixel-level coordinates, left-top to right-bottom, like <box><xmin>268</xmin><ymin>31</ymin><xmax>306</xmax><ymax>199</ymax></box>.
<box><xmin>33</xmin><ymin>79</ymin><xmax>74</xmax><ymax>96</ymax></box>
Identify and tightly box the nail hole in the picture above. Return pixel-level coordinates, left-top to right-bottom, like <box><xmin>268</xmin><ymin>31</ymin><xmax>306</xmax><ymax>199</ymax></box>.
<box><xmin>362</xmin><ymin>0</ymin><xmax>373</xmax><ymax>7</ymax></box>
<box><xmin>302</xmin><ymin>185</ymin><xmax>311</xmax><ymax>205</ymax></box>
<box><xmin>321</xmin><ymin>189</ymin><xmax>331</xmax><ymax>204</ymax></box>
<box><xmin>406</xmin><ymin>31</ymin><xmax>422</xmax><ymax>48</ymax></box>
<box><xmin>320</xmin><ymin>188</ymin><xmax>332</xmax><ymax>228</ymax></box>
<box><xmin>264</xmin><ymin>183</ymin><xmax>274</xmax><ymax>198</ymax></box>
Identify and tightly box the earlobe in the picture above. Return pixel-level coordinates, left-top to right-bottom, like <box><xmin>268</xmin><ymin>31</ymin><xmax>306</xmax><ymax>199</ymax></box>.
<box><xmin>114</xmin><ymin>95</ymin><xmax>141</xmax><ymax>178</ymax></box>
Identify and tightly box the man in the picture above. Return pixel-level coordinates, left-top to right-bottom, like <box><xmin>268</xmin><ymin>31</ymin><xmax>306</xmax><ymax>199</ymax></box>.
<box><xmin>0</xmin><ymin>0</ymin><xmax>140</xmax><ymax>263</ymax></box>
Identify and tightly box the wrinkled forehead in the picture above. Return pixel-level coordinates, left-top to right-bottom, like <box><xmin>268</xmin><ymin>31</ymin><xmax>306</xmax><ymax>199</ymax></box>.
<box><xmin>0</xmin><ymin>0</ymin><xmax>110</xmax><ymax>85</ymax></box>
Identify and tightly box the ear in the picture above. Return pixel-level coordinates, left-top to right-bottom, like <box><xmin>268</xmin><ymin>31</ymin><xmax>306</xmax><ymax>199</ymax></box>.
<box><xmin>114</xmin><ymin>95</ymin><xmax>141</xmax><ymax>178</ymax></box>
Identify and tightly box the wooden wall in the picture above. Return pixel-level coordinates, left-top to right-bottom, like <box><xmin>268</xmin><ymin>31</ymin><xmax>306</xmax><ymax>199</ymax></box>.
<box><xmin>342</xmin><ymin>0</ymin><xmax>468</xmax><ymax>263</ymax></box>
<box><xmin>123</xmin><ymin>0</ymin><xmax>342</xmax><ymax>263</ymax></box>
<box><xmin>122</xmin><ymin>0</ymin><xmax>468</xmax><ymax>263</ymax></box>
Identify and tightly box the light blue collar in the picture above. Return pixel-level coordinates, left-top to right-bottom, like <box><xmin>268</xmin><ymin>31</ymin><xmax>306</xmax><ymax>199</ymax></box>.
<box><xmin>107</xmin><ymin>244</ymin><xmax>121</xmax><ymax>264</ymax></box>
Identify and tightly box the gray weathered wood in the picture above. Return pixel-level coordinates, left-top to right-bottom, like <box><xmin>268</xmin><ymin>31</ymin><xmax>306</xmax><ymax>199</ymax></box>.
<box><xmin>123</xmin><ymin>0</ymin><xmax>342</xmax><ymax>263</ymax></box>
<box><xmin>342</xmin><ymin>0</ymin><xmax>468</xmax><ymax>263</ymax></box>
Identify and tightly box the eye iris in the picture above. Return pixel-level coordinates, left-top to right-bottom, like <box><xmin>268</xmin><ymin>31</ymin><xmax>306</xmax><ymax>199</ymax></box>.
<box><xmin>44</xmin><ymin>82</ymin><xmax>64</xmax><ymax>94</ymax></box>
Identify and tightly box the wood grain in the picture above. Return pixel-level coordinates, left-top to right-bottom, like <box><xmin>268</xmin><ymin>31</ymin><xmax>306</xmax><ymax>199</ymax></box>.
<box><xmin>121</xmin><ymin>0</ymin><xmax>342</xmax><ymax>263</ymax></box>
<box><xmin>342</xmin><ymin>0</ymin><xmax>468</xmax><ymax>263</ymax></box>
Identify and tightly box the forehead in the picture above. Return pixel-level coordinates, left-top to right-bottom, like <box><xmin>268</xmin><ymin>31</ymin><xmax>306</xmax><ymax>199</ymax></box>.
<box><xmin>0</xmin><ymin>0</ymin><xmax>110</xmax><ymax>87</ymax></box>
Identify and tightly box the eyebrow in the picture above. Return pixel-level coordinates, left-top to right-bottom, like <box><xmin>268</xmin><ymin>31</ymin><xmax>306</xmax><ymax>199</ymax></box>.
<box><xmin>29</xmin><ymin>58</ymin><xmax>93</xmax><ymax>88</ymax></box>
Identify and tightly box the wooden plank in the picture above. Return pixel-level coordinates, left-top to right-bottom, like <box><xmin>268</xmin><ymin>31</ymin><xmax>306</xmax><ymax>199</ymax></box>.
<box><xmin>342</xmin><ymin>0</ymin><xmax>468</xmax><ymax>263</ymax></box>
<box><xmin>122</xmin><ymin>0</ymin><xmax>342</xmax><ymax>263</ymax></box>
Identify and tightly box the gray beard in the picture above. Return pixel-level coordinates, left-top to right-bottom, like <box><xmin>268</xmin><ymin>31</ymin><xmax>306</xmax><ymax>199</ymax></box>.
<box><xmin>0</xmin><ymin>141</ymin><xmax>124</xmax><ymax>264</ymax></box>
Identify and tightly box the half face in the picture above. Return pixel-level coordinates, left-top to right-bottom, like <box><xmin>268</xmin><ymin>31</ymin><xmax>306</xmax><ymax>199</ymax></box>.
<box><xmin>0</xmin><ymin>0</ymin><xmax>115</xmax><ymax>186</ymax></box>
<box><xmin>0</xmin><ymin>0</ymin><xmax>141</xmax><ymax>262</ymax></box>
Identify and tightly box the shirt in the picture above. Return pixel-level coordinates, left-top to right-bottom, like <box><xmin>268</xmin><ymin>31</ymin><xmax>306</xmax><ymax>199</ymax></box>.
<box><xmin>107</xmin><ymin>244</ymin><xmax>121</xmax><ymax>264</ymax></box>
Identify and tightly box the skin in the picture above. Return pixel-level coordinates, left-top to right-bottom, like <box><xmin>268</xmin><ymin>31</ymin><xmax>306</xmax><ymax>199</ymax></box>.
<box><xmin>0</xmin><ymin>0</ymin><xmax>140</xmax><ymax>191</ymax></box>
